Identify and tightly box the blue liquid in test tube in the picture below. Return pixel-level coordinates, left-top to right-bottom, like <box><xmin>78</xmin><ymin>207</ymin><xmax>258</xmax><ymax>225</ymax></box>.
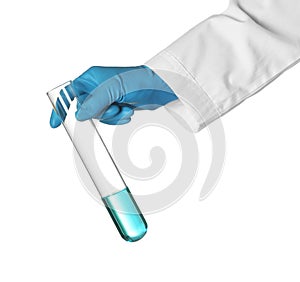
<box><xmin>103</xmin><ymin>188</ymin><xmax>147</xmax><ymax>242</ymax></box>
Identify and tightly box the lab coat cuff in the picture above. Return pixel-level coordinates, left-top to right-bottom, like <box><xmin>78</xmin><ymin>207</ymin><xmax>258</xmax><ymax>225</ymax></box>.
<box><xmin>146</xmin><ymin>51</ymin><xmax>221</xmax><ymax>132</ymax></box>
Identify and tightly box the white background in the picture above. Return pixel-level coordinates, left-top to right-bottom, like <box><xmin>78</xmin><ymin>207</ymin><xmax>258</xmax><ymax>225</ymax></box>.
<box><xmin>1</xmin><ymin>0</ymin><xmax>300</xmax><ymax>281</ymax></box>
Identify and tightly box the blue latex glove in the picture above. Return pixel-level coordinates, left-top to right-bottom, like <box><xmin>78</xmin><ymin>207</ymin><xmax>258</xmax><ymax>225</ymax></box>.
<box><xmin>50</xmin><ymin>66</ymin><xmax>178</xmax><ymax>128</ymax></box>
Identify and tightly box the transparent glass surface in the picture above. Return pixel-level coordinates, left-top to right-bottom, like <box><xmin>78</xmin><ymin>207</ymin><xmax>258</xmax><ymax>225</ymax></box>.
<box><xmin>47</xmin><ymin>81</ymin><xmax>147</xmax><ymax>242</ymax></box>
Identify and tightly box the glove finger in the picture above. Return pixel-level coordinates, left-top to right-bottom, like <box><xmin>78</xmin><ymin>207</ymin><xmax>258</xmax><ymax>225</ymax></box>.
<box><xmin>50</xmin><ymin>109</ymin><xmax>62</xmax><ymax>128</ymax></box>
<box><xmin>50</xmin><ymin>87</ymin><xmax>73</xmax><ymax>129</ymax></box>
<box><xmin>100</xmin><ymin>106</ymin><xmax>133</xmax><ymax>124</ymax></box>
<box><xmin>76</xmin><ymin>81</ymin><xmax>121</xmax><ymax>121</ymax></box>
<box><xmin>65</xmin><ymin>84</ymin><xmax>75</xmax><ymax>101</ymax></box>
<box><xmin>102</xmin><ymin>118</ymin><xmax>131</xmax><ymax>125</ymax></box>
<box><xmin>72</xmin><ymin>77</ymin><xmax>97</xmax><ymax>96</ymax></box>
<box><xmin>76</xmin><ymin>93</ymin><xmax>89</xmax><ymax>111</ymax></box>
<box><xmin>96</xmin><ymin>104</ymin><xmax>121</xmax><ymax>120</ymax></box>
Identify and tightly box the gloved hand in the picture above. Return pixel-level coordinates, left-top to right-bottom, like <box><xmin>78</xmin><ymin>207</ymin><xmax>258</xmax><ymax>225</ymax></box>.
<box><xmin>50</xmin><ymin>66</ymin><xmax>178</xmax><ymax>128</ymax></box>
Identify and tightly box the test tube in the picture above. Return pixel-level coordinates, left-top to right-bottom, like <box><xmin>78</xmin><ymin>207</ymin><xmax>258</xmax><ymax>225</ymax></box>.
<box><xmin>47</xmin><ymin>81</ymin><xmax>147</xmax><ymax>242</ymax></box>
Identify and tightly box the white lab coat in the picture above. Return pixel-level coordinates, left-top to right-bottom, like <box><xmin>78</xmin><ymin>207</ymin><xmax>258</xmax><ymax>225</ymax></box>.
<box><xmin>146</xmin><ymin>0</ymin><xmax>300</xmax><ymax>132</ymax></box>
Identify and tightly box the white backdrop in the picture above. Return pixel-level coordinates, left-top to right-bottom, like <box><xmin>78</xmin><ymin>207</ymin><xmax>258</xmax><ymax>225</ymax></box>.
<box><xmin>1</xmin><ymin>0</ymin><xmax>300</xmax><ymax>281</ymax></box>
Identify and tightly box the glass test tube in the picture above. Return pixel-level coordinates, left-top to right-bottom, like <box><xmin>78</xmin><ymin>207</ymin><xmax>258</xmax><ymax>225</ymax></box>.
<box><xmin>47</xmin><ymin>81</ymin><xmax>147</xmax><ymax>242</ymax></box>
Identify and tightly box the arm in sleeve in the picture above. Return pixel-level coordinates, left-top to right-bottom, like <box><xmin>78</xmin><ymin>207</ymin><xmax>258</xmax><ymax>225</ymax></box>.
<box><xmin>146</xmin><ymin>0</ymin><xmax>300</xmax><ymax>132</ymax></box>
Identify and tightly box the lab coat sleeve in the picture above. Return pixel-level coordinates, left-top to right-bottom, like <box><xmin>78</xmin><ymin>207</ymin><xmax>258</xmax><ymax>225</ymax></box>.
<box><xmin>145</xmin><ymin>0</ymin><xmax>300</xmax><ymax>132</ymax></box>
